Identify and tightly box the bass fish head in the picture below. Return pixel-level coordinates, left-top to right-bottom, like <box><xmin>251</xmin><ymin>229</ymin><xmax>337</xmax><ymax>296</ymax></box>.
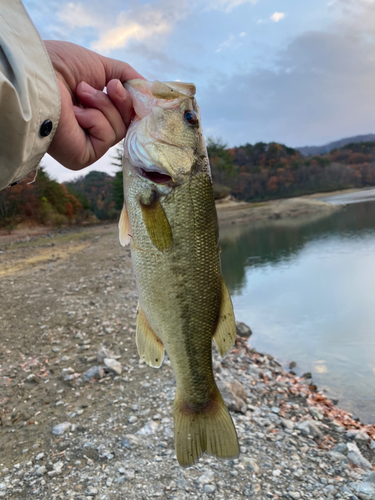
<box><xmin>123</xmin><ymin>79</ymin><xmax>208</xmax><ymax>186</ymax></box>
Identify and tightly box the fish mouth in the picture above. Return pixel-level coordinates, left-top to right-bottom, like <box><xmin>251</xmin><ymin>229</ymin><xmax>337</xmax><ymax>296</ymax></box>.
<box><xmin>137</xmin><ymin>167</ymin><xmax>173</xmax><ymax>185</ymax></box>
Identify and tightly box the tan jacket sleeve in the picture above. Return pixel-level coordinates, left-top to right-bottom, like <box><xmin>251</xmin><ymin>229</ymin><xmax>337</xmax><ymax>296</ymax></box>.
<box><xmin>0</xmin><ymin>0</ymin><xmax>60</xmax><ymax>190</ymax></box>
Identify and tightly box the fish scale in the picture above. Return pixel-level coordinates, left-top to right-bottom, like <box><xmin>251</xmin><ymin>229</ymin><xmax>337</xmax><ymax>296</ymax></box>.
<box><xmin>120</xmin><ymin>79</ymin><xmax>239</xmax><ymax>466</ymax></box>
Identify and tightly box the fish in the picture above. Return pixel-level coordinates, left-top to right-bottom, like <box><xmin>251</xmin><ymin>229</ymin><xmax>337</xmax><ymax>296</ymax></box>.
<box><xmin>119</xmin><ymin>79</ymin><xmax>239</xmax><ymax>466</ymax></box>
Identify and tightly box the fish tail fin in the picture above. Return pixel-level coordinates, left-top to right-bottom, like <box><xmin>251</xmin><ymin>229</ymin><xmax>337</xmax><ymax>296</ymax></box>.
<box><xmin>173</xmin><ymin>388</ymin><xmax>239</xmax><ymax>467</ymax></box>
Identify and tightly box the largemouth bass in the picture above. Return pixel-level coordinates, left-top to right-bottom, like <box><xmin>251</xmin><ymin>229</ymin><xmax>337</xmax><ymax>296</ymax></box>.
<box><xmin>119</xmin><ymin>79</ymin><xmax>239</xmax><ymax>466</ymax></box>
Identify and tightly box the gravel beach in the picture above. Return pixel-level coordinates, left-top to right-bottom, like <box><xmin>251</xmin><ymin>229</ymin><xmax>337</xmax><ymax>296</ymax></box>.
<box><xmin>0</xmin><ymin>224</ymin><xmax>374</xmax><ymax>500</ymax></box>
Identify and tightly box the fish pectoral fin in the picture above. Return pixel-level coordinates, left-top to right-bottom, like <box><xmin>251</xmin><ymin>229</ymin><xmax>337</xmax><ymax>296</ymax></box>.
<box><xmin>140</xmin><ymin>197</ymin><xmax>173</xmax><ymax>252</ymax></box>
<box><xmin>174</xmin><ymin>388</ymin><xmax>239</xmax><ymax>467</ymax></box>
<box><xmin>213</xmin><ymin>279</ymin><xmax>236</xmax><ymax>356</ymax></box>
<box><xmin>119</xmin><ymin>203</ymin><xmax>131</xmax><ymax>247</ymax></box>
<box><xmin>136</xmin><ymin>305</ymin><xmax>164</xmax><ymax>368</ymax></box>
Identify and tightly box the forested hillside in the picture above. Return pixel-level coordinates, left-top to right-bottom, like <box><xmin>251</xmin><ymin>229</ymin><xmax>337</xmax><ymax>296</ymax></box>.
<box><xmin>2</xmin><ymin>139</ymin><xmax>375</xmax><ymax>229</ymax></box>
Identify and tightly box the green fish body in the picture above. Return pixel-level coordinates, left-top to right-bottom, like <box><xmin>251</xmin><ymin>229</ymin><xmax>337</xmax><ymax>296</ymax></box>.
<box><xmin>120</xmin><ymin>80</ymin><xmax>239</xmax><ymax>466</ymax></box>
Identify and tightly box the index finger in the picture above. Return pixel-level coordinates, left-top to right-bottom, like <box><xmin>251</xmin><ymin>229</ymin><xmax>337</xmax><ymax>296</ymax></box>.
<box><xmin>101</xmin><ymin>57</ymin><xmax>146</xmax><ymax>85</ymax></box>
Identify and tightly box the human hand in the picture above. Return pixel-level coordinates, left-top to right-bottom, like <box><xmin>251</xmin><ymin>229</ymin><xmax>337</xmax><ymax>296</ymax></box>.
<box><xmin>44</xmin><ymin>40</ymin><xmax>144</xmax><ymax>170</ymax></box>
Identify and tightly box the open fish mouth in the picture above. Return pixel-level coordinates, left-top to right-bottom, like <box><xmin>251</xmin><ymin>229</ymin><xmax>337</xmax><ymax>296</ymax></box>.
<box><xmin>137</xmin><ymin>167</ymin><xmax>173</xmax><ymax>185</ymax></box>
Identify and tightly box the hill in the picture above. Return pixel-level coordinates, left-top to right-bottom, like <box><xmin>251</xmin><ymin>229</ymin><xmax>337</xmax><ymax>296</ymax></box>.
<box><xmin>297</xmin><ymin>134</ymin><xmax>375</xmax><ymax>156</ymax></box>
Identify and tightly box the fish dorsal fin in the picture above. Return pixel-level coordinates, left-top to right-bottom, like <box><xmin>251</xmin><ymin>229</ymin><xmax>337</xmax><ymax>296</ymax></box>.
<box><xmin>119</xmin><ymin>203</ymin><xmax>131</xmax><ymax>246</ymax></box>
<box><xmin>213</xmin><ymin>279</ymin><xmax>236</xmax><ymax>356</ymax></box>
<box><xmin>140</xmin><ymin>197</ymin><xmax>173</xmax><ymax>252</ymax></box>
<box><xmin>136</xmin><ymin>305</ymin><xmax>164</xmax><ymax>368</ymax></box>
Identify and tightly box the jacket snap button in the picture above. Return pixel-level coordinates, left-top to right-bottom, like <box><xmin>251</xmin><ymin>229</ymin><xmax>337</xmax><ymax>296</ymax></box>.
<box><xmin>39</xmin><ymin>119</ymin><xmax>53</xmax><ymax>137</ymax></box>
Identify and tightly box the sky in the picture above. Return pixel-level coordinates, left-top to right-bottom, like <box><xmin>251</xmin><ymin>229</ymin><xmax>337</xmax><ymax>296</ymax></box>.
<box><xmin>23</xmin><ymin>0</ymin><xmax>375</xmax><ymax>182</ymax></box>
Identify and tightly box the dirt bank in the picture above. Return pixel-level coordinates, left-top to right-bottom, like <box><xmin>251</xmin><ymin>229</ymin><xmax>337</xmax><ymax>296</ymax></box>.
<box><xmin>216</xmin><ymin>196</ymin><xmax>341</xmax><ymax>227</ymax></box>
<box><xmin>0</xmin><ymin>225</ymin><xmax>373</xmax><ymax>500</ymax></box>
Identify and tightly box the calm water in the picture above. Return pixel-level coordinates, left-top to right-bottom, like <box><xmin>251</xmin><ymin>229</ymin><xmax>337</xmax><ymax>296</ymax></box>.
<box><xmin>220</xmin><ymin>192</ymin><xmax>375</xmax><ymax>424</ymax></box>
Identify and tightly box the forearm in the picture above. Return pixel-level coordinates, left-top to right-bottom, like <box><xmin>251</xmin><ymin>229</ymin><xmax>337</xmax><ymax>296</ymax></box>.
<box><xmin>0</xmin><ymin>0</ymin><xmax>60</xmax><ymax>190</ymax></box>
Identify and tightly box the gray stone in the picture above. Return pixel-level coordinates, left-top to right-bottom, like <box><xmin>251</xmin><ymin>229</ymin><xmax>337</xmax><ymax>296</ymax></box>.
<box><xmin>370</xmin><ymin>440</ymin><xmax>375</xmax><ymax>450</ymax></box>
<box><xmin>203</xmin><ymin>484</ymin><xmax>216</xmax><ymax>494</ymax></box>
<box><xmin>333</xmin><ymin>443</ymin><xmax>348</xmax><ymax>454</ymax></box>
<box><xmin>347</xmin><ymin>451</ymin><xmax>373</xmax><ymax>471</ymax></box>
<box><xmin>355</xmin><ymin>432</ymin><xmax>370</xmax><ymax>442</ymax></box>
<box><xmin>309</xmin><ymin>406</ymin><xmax>324</xmax><ymax>420</ymax></box>
<box><xmin>86</xmin><ymin>486</ymin><xmax>98</xmax><ymax>496</ymax></box>
<box><xmin>83</xmin><ymin>366</ymin><xmax>104</xmax><ymax>381</ymax></box>
<box><xmin>281</xmin><ymin>418</ymin><xmax>295</xmax><ymax>431</ymax></box>
<box><xmin>235</xmin><ymin>322</ymin><xmax>252</xmax><ymax>338</ymax></box>
<box><xmin>52</xmin><ymin>422</ymin><xmax>71</xmax><ymax>435</ymax></box>
<box><xmin>35</xmin><ymin>452</ymin><xmax>44</xmax><ymax>461</ymax></box>
<box><xmin>103</xmin><ymin>358</ymin><xmax>122</xmax><ymax>375</ymax></box>
<box><xmin>198</xmin><ymin>469</ymin><xmax>215</xmax><ymax>486</ymax></box>
<box><xmin>96</xmin><ymin>347</ymin><xmax>117</xmax><ymax>363</ymax></box>
<box><xmin>289</xmin><ymin>492</ymin><xmax>301</xmax><ymax>499</ymax></box>
<box><xmin>35</xmin><ymin>466</ymin><xmax>46</xmax><ymax>476</ymax></box>
<box><xmin>363</xmin><ymin>472</ymin><xmax>375</xmax><ymax>484</ymax></box>
<box><xmin>328</xmin><ymin>451</ymin><xmax>347</xmax><ymax>462</ymax></box>
<box><xmin>296</xmin><ymin>419</ymin><xmax>322</xmax><ymax>438</ymax></box>
<box><xmin>128</xmin><ymin>416</ymin><xmax>138</xmax><ymax>424</ymax></box>
<box><xmin>349</xmin><ymin>481</ymin><xmax>375</xmax><ymax>500</ymax></box>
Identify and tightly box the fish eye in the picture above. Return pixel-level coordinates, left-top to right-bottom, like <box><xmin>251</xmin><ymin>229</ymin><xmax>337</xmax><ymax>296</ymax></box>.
<box><xmin>184</xmin><ymin>110</ymin><xmax>198</xmax><ymax>126</ymax></box>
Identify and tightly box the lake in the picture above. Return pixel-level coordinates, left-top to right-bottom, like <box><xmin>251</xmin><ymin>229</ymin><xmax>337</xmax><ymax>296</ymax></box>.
<box><xmin>220</xmin><ymin>189</ymin><xmax>375</xmax><ymax>424</ymax></box>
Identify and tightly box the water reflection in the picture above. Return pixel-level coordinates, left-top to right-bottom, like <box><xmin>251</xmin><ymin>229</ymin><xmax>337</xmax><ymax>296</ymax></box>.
<box><xmin>220</xmin><ymin>201</ymin><xmax>375</xmax><ymax>424</ymax></box>
<box><xmin>220</xmin><ymin>201</ymin><xmax>375</xmax><ymax>293</ymax></box>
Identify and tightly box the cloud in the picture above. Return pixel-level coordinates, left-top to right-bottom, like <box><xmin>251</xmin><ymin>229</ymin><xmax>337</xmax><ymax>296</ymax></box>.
<box><xmin>216</xmin><ymin>33</ymin><xmax>246</xmax><ymax>53</ymax></box>
<box><xmin>270</xmin><ymin>12</ymin><xmax>285</xmax><ymax>22</ymax></box>
<box><xmin>205</xmin><ymin>0</ymin><xmax>257</xmax><ymax>12</ymax></box>
<box><xmin>200</xmin><ymin>0</ymin><xmax>375</xmax><ymax>147</ymax></box>
<box><xmin>58</xmin><ymin>2</ymin><xmax>100</xmax><ymax>28</ymax></box>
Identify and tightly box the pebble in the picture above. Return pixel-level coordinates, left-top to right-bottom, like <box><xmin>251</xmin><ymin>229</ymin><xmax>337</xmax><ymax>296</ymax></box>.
<box><xmin>235</xmin><ymin>322</ymin><xmax>252</xmax><ymax>338</ymax></box>
<box><xmin>103</xmin><ymin>358</ymin><xmax>122</xmax><ymax>375</ymax></box>
<box><xmin>52</xmin><ymin>422</ymin><xmax>71</xmax><ymax>435</ymax></box>
<box><xmin>83</xmin><ymin>366</ymin><xmax>104</xmax><ymax>381</ymax></box>
<box><xmin>128</xmin><ymin>416</ymin><xmax>138</xmax><ymax>424</ymax></box>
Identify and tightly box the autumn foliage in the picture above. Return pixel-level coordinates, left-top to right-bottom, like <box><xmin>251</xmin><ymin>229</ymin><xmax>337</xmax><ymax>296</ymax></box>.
<box><xmin>208</xmin><ymin>139</ymin><xmax>375</xmax><ymax>201</ymax></box>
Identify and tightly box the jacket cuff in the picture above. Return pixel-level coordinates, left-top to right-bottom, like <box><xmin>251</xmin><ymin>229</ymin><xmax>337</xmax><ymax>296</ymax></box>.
<box><xmin>0</xmin><ymin>0</ymin><xmax>61</xmax><ymax>190</ymax></box>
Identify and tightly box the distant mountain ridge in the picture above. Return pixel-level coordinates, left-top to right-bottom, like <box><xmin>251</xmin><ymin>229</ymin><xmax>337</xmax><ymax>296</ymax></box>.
<box><xmin>297</xmin><ymin>134</ymin><xmax>375</xmax><ymax>156</ymax></box>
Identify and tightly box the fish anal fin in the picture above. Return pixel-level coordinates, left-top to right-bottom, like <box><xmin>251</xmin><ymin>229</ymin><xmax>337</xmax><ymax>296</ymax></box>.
<box><xmin>213</xmin><ymin>279</ymin><xmax>236</xmax><ymax>356</ymax></box>
<box><xmin>140</xmin><ymin>198</ymin><xmax>173</xmax><ymax>252</ymax></box>
<box><xmin>174</xmin><ymin>388</ymin><xmax>239</xmax><ymax>467</ymax></box>
<box><xmin>119</xmin><ymin>203</ymin><xmax>131</xmax><ymax>246</ymax></box>
<box><xmin>136</xmin><ymin>305</ymin><xmax>164</xmax><ymax>368</ymax></box>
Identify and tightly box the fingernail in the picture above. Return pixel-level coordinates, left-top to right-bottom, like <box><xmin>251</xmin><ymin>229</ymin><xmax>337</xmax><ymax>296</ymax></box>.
<box><xmin>116</xmin><ymin>80</ymin><xmax>126</xmax><ymax>99</ymax></box>
<box><xmin>80</xmin><ymin>81</ymin><xmax>96</xmax><ymax>96</ymax></box>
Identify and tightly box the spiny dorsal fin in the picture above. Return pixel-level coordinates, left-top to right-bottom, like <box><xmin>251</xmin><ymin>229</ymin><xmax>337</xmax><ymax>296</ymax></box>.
<box><xmin>213</xmin><ymin>279</ymin><xmax>236</xmax><ymax>356</ymax></box>
<box><xmin>140</xmin><ymin>197</ymin><xmax>173</xmax><ymax>252</ymax></box>
<box><xmin>119</xmin><ymin>203</ymin><xmax>131</xmax><ymax>246</ymax></box>
<box><xmin>136</xmin><ymin>305</ymin><xmax>164</xmax><ymax>368</ymax></box>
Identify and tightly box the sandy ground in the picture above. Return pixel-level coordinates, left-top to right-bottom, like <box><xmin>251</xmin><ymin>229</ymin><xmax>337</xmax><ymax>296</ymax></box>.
<box><xmin>0</xmin><ymin>196</ymin><xmax>373</xmax><ymax>499</ymax></box>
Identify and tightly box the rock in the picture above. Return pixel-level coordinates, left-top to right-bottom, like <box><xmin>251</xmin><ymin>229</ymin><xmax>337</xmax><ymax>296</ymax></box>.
<box><xmin>52</xmin><ymin>422</ymin><xmax>71</xmax><ymax>435</ymax></box>
<box><xmin>86</xmin><ymin>486</ymin><xmax>98</xmax><ymax>496</ymax></box>
<box><xmin>128</xmin><ymin>416</ymin><xmax>138</xmax><ymax>424</ymax></box>
<box><xmin>281</xmin><ymin>418</ymin><xmax>295</xmax><ymax>431</ymax></box>
<box><xmin>203</xmin><ymin>484</ymin><xmax>216</xmax><ymax>494</ymax></box>
<box><xmin>309</xmin><ymin>406</ymin><xmax>324</xmax><ymax>420</ymax></box>
<box><xmin>198</xmin><ymin>469</ymin><xmax>215</xmax><ymax>486</ymax></box>
<box><xmin>218</xmin><ymin>381</ymin><xmax>247</xmax><ymax>414</ymax></box>
<box><xmin>289</xmin><ymin>492</ymin><xmax>301</xmax><ymax>499</ymax></box>
<box><xmin>363</xmin><ymin>472</ymin><xmax>375</xmax><ymax>484</ymax></box>
<box><xmin>370</xmin><ymin>440</ymin><xmax>375</xmax><ymax>450</ymax></box>
<box><xmin>103</xmin><ymin>358</ymin><xmax>122</xmax><ymax>375</ymax></box>
<box><xmin>328</xmin><ymin>451</ymin><xmax>347</xmax><ymax>462</ymax></box>
<box><xmin>289</xmin><ymin>361</ymin><xmax>297</xmax><ymax>370</ymax></box>
<box><xmin>82</xmin><ymin>366</ymin><xmax>104</xmax><ymax>381</ymax></box>
<box><xmin>35</xmin><ymin>452</ymin><xmax>44</xmax><ymax>461</ymax></box>
<box><xmin>227</xmin><ymin>380</ymin><xmax>248</xmax><ymax>401</ymax></box>
<box><xmin>96</xmin><ymin>346</ymin><xmax>118</xmax><ymax>363</ymax></box>
<box><xmin>26</xmin><ymin>373</ymin><xmax>39</xmax><ymax>383</ymax></box>
<box><xmin>124</xmin><ymin>469</ymin><xmax>135</xmax><ymax>480</ymax></box>
<box><xmin>235</xmin><ymin>322</ymin><xmax>252</xmax><ymax>338</ymax></box>
<box><xmin>136</xmin><ymin>420</ymin><xmax>159</xmax><ymax>435</ymax></box>
<box><xmin>347</xmin><ymin>451</ymin><xmax>373</xmax><ymax>471</ymax></box>
<box><xmin>333</xmin><ymin>443</ymin><xmax>348</xmax><ymax>454</ymax></box>
<box><xmin>35</xmin><ymin>466</ymin><xmax>46</xmax><ymax>476</ymax></box>
<box><xmin>355</xmin><ymin>432</ymin><xmax>370</xmax><ymax>442</ymax></box>
<box><xmin>296</xmin><ymin>420</ymin><xmax>322</xmax><ymax>438</ymax></box>
<box><xmin>243</xmin><ymin>457</ymin><xmax>260</xmax><ymax>473</ymax></box>
<box><xmin>349</xmin><ymin>481</ymin><xmax>375</xmax><ymax>500</ymax></box>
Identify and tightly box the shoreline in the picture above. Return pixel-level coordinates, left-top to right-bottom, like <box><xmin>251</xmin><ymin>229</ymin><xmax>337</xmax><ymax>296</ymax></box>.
<box><xmin>0</xmin><ymin>224</ymin><xmax>373</xmax><ymax>499</ymax></box>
